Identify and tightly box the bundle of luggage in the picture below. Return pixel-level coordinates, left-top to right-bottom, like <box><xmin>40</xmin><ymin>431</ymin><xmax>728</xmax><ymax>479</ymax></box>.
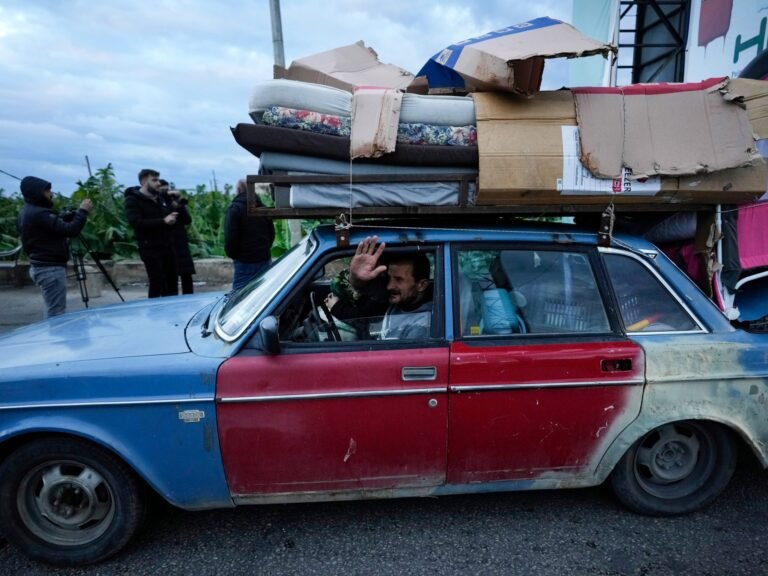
<box><xmin>231</xmin><ymin>17</ymin><xmax>768</xmax><ymax>210</ymax></box>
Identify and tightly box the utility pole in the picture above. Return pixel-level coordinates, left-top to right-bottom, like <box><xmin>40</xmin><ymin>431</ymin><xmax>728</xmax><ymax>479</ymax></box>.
<box><xmin>269</xmin><ymin>0</ymin><xmax>300</xmax><ymax>245</ymax></box>
<box><xmin>269</xmin><ymin>0</ymin><xmax>285</xmax><ymax>68</ymax></box>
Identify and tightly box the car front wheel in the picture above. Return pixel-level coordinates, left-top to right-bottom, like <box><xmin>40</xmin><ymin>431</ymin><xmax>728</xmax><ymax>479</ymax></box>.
<box><xmin>610</xmin><ymin>421</ymin><xmax>736</xmax><ymax>516</ymax></box>
<box><xmin>0</xmin><ymin>437</ymin><xmax>146</xmax><ymax>566</ymax></box>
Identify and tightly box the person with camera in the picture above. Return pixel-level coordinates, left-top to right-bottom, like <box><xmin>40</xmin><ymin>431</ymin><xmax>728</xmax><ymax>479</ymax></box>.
<box><xmin>17</xmin><ymin>176</ymin><xmax>93</xmax><ymax>318</ymax></box>
<box><xmin>124</xmin><ymin>169</ymin><xmax>179</xmax><ymax>298</ymax></box>
<box><xmin>158</xmin><ymin>179</ymin><xmax>195</xmax><ymax>295</ymax></box>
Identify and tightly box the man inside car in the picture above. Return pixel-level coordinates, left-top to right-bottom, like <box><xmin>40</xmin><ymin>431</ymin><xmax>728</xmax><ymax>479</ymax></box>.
<box><xmin>325</xmin><ymin>236</ymin><xmax>432</xmax><ymax>340</ymax></box>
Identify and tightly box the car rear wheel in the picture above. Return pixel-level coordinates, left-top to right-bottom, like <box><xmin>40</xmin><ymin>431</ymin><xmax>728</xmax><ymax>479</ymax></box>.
<box><xmin>610</xmin><ymin>421</ymin><xmax>736</xmax><ymax>516</ymax></box>
<box><xmin>0</xmin><ymin>437</ymin><xmax>146</xmax><ymax>566</ymax></box>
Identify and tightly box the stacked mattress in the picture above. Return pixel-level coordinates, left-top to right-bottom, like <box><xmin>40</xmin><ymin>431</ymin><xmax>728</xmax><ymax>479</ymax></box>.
<box><xmin>233</xmin><ymin>79</ymin><xmax>480</xmax><ymax>208</ymax></box>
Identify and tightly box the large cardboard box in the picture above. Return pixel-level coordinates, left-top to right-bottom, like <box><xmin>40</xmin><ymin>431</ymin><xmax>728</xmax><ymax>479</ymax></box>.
<box><xmin>474</xmin><ymin>84</ymin><xmax>768</xmax><ymax>207</ymax></box>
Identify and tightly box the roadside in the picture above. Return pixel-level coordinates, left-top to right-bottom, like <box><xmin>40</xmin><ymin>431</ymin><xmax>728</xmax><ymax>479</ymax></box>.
<box><xmin>0</xmin><ymin>276</ymin><xmax>231</xmax><ymax>335</ymax></box>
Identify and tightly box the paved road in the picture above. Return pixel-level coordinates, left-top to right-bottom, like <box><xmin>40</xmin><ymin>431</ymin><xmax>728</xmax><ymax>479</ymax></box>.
<box><xmin>0</xmin><ymin>280</ymin><xmax>229</xmax><ymax>334</ymax></box>
<box><xmin>0</xmin><ymin>458</ymin><xmax>766</xmax><ymax>576</ymax></box>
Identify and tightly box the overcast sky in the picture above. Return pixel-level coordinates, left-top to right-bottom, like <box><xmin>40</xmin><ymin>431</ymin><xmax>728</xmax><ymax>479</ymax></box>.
<box><xmin>0</xmin><ymin>0</ymin><xmax>577</xmax><ymax>196</ymax></box>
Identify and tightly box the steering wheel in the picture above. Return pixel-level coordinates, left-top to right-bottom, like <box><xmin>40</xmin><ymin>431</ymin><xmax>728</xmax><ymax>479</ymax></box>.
<box><xmin>310</xmin><ymin>291</ymin><xmax>341</xmax><ymax>341</ymax></box>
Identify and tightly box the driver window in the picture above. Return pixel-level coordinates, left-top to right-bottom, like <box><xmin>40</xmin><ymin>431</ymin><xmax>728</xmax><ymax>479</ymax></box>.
<box><xmin>277</xmin><ymin>249</ymin><xmax>437</xmax><ymax>344</ymax></box>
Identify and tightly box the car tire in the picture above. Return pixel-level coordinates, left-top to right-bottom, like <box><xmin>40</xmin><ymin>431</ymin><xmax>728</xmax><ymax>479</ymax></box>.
<box><xmin>0</xmin><ymin>437</ymin><xmax>146</xmax><ymax>566</ymax></box>
<box><xmin>610</xmin><ymin>421</ymin><xmax>736</xmax><ymax>516</ymax></box>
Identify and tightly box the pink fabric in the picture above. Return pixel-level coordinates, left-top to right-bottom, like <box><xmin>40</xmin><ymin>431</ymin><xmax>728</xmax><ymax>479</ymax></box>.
<box><xmin>662</xmin><ymin>243</ymin><xmax>705</xmax><ymax>289</ymax></box>
<box><xmin>738</xmin><ymin>202</ymin><xmax>768</xmax><ymax>270</ymax></box>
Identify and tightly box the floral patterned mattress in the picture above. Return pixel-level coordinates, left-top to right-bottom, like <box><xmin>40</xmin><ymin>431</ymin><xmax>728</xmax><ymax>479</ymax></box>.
<box><xmin>261</xmin><ymin>106</ymin><xmax>477</xmax><ymax>147</ymax></box>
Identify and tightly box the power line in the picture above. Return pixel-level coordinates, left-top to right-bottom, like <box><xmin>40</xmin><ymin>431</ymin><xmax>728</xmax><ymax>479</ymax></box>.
<box><xmin>0</xmin><ymin>169</ymin><xmax>21</xmax><ymax>181</ymax></box>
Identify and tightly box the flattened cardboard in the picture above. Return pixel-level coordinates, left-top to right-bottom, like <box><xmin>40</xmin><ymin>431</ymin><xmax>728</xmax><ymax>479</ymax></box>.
<box><xmin>473</xmin><ymin>89</ymin><xmax>764</xmax><ymax>207</ymax></box>
<box><xmin>723</xmin><ymin>78</ymin><xmax>768</xmax><ymax>140</ymax></box>
<box><xmin>350</xmin><ymin>88</ymin><xmax>402</xmax><ymax>159</ymax></box>
<box><xmin>274</xmin><ymin>41</ymin><xmax>414</xmax><ymax>92</ymax></box>
<box><xmin>573</xmin><ymin>78</ymin><xmax>757</xmax><ymax>179</ymax></box>
<box><xmin>416</xmin><ymin>17</ymin><xmax>614</xmax><ymax>96</ymax></box>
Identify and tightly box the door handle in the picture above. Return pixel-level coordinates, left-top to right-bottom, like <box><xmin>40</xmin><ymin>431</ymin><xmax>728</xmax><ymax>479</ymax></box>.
<box><xmin>401</xmin><ymin>366</ymin><xmax>437</xmax><ymax>381</ymax></box>
<box><xmin>601</xmin><ymin>358</ymin><xmax>633</xmax><ymax>372</ymax></box>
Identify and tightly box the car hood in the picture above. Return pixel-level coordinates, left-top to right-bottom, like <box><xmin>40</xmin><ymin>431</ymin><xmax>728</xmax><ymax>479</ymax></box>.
<box><xmin>0</xmin><ymin>293</ymin><xmax>224</xmax><ymax>369</ymax></box>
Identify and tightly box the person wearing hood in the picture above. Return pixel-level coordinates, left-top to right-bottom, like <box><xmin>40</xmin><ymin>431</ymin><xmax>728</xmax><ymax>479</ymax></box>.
<box><xmin>124</xmin><ymin>168</ymin><xmax>179</xmax><ymax>298</ymax></box>
<box><xmin>17</xmin><ymin>176</ymin><xmax>93</xmax><ymax>319</ymax></box>
<box><xmin>224</xmin><ymin>179</ymin><xmax>275</xmax><ymax>291</ymax></box>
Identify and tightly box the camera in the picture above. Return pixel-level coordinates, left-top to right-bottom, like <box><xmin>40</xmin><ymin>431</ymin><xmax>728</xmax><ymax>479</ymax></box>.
<box><xmin>61</xmin><ymin>207</ymin><xmax>78</xmax><ymax>222</ymax></box>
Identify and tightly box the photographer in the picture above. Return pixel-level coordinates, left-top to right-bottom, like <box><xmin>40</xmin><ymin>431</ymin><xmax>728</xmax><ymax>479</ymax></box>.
<box><xmin>159</xmin><ymin>179</ymin><xmax>195</xmax><ymax>295</ymax></box>
<box><xmin>124</xmin><ymin>169</ymin><xmax>178</xmax><ymax>298</ymax></box>
<box><xmin>18</xmin><ymin>176</ymin><xmax>93</xmax><ymax>319</ymax></box>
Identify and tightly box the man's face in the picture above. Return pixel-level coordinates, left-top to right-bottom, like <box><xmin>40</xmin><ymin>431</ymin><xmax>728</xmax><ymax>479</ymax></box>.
<box><xmin>386</xmin><ymin>262</ymin><xmax>427</xmax><ymax>306</ymax></box>
<box><xmin>145</xmin><ymin>175</ymin><xmax>161</xmax><ymax>193</ymax></box>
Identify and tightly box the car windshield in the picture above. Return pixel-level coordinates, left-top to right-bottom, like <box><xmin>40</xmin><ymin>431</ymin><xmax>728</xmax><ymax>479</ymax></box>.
<box><xmin>215</xmin><ymin>234</ymin><xmax>317</xmax><ymax>341</ymax></box>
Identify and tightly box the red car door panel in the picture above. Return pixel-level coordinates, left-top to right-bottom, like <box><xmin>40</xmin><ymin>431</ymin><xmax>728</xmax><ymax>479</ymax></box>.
<box><xmin>217</xmin><ymin>347</ymin><xmax>448</xmax><ymax>495</ymax></box>
<box><xmin>448</xmin><ymin>340</ymin><xmax>645</xmax><ymax>484</ymax></box>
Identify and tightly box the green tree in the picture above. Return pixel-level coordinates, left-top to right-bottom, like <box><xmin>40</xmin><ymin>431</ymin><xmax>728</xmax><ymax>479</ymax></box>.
<box><xmin>0</xmin><ymin>187</ymin><xmax>23</xmax><ymax>251</ymax></box>
<box><xmin>70</xmin><ymin>165</ymin><xmax>135</xmax><ymax>258</ymax></box>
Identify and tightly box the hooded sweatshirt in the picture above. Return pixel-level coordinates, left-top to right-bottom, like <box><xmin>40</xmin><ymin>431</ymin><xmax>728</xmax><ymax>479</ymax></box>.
<box><xmin>18</xmin><ymin>176</ymin><xmax>88</xmax><ymax>266</ymax></box>
<box><xmin>224</xmin><ymin>191</ymin><xmax>275</xmax><ymax>263</ymax></box>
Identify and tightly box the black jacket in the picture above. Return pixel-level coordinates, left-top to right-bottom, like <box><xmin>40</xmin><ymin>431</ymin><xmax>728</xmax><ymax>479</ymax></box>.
<box><xmin>124</xmin><ymin>187</ymin><xmax>178</xmax><ymax>252</ymax></box>
<box><xmin>224</xmin><ymin>192</ymin><xmax>275</xmax><ymax>263</ymax></box>
<box><xmin>162</xmin><ymin>193</ymin><xmax>196</xmax><ymax>275</ymax></box>
<box><xmin>18</xmin><ymin>189</ymin><xmax>88</xmax><ymax>267</ymax></box>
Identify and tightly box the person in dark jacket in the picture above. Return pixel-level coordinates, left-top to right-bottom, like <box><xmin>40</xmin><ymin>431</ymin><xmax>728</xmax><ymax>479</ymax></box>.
<box><xmin>124</xmin><ymin>169</ymin><xmax>178</xmax><ymax>298</ymax></box>
<box><xmin>224</xmin><ymin>179</ymin><xmax>275</xmax><ymax>291</ymax></box>
<box><xmin>18</xmin><ymin>176</ymin><xmax>93</xmax><ymax>318</ymax></box>
<box><xmin>159</xmin><ymin>179</ymin><xmax>195</xmax><ymax>294</ymax></box>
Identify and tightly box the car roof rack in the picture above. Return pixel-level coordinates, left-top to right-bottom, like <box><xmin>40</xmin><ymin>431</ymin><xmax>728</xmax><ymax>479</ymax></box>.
<box><xmin>244</xmin><ymin>173</ymin><xmax>715</xmax><ymax>220</ymax></box>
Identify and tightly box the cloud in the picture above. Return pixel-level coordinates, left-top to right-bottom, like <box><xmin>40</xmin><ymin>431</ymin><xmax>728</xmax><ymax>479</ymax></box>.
<box><xmin>0</xmin><ymin>0</ymin><xmax>582</xmax><ymax>195</ymax></box>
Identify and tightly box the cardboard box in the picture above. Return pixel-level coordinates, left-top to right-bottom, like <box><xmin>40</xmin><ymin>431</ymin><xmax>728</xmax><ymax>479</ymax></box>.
<box><xmin>573</xmin><ymin>78</ymin><xmax>756</xmax><ymax>179</ymax></box>
<box><xmin>724</xmin><ymin>78</ymin><xmax>768</xmax><ymax>140</ymax></box>
<box><xmin>274</xmin><ymin>41</ymin><xmax>414</xmax><ymax>92</ymax></box>
<box><xmin>415</xmin><ymin>17</ymin><xmax>614</xmax><ymax>96</ymax></box>
<box><xmin>474</xmin><ymin>87</ymin><xmax>766</xmax><ymax>207</ymax></box>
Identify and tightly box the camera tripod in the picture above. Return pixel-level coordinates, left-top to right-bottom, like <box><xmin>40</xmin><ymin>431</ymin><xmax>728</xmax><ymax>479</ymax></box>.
<box><xmin>70</xmin><ymin>235</ymin><xmax>124</xmax><ymax>307</ymax></box>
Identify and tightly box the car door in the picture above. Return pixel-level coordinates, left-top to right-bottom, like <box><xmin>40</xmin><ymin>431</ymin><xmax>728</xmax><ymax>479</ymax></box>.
<box><xmin>447</xmin><ymin>244</ymin><xmax>646</xmax><ymax>485</ymax></box>
<box><xmin>216</xmin><ymin>245</ymin><xmax>449</xmax><ymax>498</ymax></box>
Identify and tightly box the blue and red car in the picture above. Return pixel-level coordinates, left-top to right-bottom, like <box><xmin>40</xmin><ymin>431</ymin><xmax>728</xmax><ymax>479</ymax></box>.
<box><xmin>1</xmin><ymin>220</ymin><xmax>766</xmax><ymax>565</ymax></box>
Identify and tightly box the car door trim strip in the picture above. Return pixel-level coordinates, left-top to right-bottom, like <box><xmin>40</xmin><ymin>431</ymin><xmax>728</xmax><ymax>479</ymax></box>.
<box><xmin>0</xmin><ymin>397</ymin><xmax>211</xmax><ymax>411</ymax></box>
<box><xmin>218</xmin><ymin>387</ymin><xmax>447</xmax><ymax>403</ymax></box>
<box><xmin>450</xmin><ymin>378</ymin><xmax>644</xmax><ymax>393</ymax></box>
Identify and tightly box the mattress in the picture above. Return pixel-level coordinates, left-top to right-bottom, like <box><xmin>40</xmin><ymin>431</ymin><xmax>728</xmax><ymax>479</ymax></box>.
<box><xmin>249</xmin><ymin>79</ymin><xmax>351</xmax><ymax>122</ymax></box>
<box><xmin>248</xmin><ymin>79</ymin><xmax>476</xmax><ymax>126</ymax></box>
<box><xmin>231</xmin><ymin>123</ymin><xmax>479</xmax><ymax>167</ymax></box>
<box><xmin>288</xmin><ymin>181</ymin><xmax>477</xmax><ymax>208</ymax></box>
<box><xmin>260</xmin><ymin>151</ymin><xmax>478</xmax><ymax>176</ymax></box>
<box><xmin>261</xmin><ymin>106</ymin><xmax>477</xmax><ymax>146</ymax></box>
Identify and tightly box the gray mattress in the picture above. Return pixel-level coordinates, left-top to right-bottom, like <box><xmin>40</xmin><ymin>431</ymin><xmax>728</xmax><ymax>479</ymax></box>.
<box><xmin>286</xmin><ymin>181</ymin><xmax>477</xmax><ymax>208</ymax></box>
<box><xmin>260</xmin><ymin>151</ymin><xmax>478</xmax><ymax>176</ymax></box>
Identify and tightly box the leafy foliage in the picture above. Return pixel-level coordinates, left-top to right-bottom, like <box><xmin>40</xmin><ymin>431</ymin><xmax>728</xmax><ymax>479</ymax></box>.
<box><xmin>0</xmin><ymin>187</ymin><xmax>23</xmax><ymax>251</ymax></box>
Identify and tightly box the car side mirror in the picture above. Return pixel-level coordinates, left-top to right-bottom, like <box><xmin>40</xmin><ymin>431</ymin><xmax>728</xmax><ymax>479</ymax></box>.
<box><xmin>259</xmin><ymin>316</ymin><xmax>280</xmax><ymax>354</ymax></box>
